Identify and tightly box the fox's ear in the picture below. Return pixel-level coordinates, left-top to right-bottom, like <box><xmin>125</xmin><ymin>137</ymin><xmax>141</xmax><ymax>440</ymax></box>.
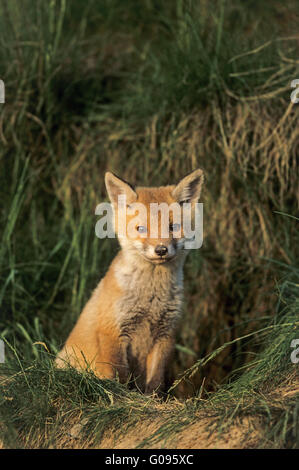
<box><xmin>105</xmin><ymin>172</ymin><xmax>137</xmax><ymax>206</ymax></box>
<box><xmin>172</xmin><ymin>169</ymin><xmax>204</xmax><ymax>204</ymax></box>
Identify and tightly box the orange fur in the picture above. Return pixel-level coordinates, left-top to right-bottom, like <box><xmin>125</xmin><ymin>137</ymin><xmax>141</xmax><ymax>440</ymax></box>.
<box><xmin>56</xmin><ymin>169</ymin><xmax>204</xmax><ymax>393</ymax></box>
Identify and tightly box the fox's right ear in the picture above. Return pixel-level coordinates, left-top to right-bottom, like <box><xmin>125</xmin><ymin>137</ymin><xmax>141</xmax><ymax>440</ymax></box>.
<box><xmin>105</xmin><ymin>172</ymin><xmax>137</xmax><ymax>206</ymax></box>
<box><xmin>172</xmin><ymin>168</ymin><xmax>204</xmax><ymax>205</ymax></box>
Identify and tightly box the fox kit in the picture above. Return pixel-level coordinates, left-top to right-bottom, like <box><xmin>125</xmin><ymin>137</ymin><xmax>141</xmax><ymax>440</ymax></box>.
<box><xmin>56</xmin><ymin>169</ymin><xmax>204</xmax><ymax>393</ymax></box>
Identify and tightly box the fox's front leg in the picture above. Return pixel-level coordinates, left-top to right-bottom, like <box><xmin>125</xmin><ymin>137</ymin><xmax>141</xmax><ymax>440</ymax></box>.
<box><xmin>145</xmin><ymin>336</ymin><xmax>174</xmax><ymax>394</ymax></box>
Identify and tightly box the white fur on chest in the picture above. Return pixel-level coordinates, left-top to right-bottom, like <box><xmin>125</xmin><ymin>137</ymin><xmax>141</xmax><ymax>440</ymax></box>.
<box><xmin>113</xmin><ymin>253</ymin><xmax>184</xmax><ymax>328</ymax></box>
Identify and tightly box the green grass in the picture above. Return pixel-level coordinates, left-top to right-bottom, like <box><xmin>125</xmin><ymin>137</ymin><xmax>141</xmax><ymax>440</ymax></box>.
<box><xmin>0</xmin><ymin>0</ymin><xmax>298</xmax><ymax>448</ymax></box>
<box><xmin>1</xmin><ymin>267</ymin><xmax>297</xmax><ymax>448</ymax></box>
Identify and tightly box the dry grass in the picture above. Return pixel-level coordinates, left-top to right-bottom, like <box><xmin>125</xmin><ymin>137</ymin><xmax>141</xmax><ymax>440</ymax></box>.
<box><xmin>0</xmin><ymin>0</ymin><xmax>298</xmax><ymax>449</ymax></box>
<box><xmin>46</xmin><ymin>99</ymin><xmax>298</xmax><ymax>396</ymax></box>
<box><xmin>2</xmin><ymin>371</ymin><xmax>294</xmax><ymax>449</ymax></box>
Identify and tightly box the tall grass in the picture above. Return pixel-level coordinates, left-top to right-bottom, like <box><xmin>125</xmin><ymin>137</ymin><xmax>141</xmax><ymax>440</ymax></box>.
<box><xmin>0</xmin><ymin>0</ymin><xmax>298</xmax><ymax>448</ymax></box>
<box><xmin>0</xmin><ymin>262</ymin><xmax>297</xmax><ymax>448</ymax></box>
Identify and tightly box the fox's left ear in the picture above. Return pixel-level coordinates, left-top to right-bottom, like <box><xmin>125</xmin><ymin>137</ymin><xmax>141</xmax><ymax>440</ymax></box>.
<box><xmin>172</xmin><ymin>169</ymin><xmax>204</xmax><ymax>204</ymax></box>
<box><xmin>105</xmin><ymin>172</ymin><xmax>137</xmax><ymax>206</ymax></box>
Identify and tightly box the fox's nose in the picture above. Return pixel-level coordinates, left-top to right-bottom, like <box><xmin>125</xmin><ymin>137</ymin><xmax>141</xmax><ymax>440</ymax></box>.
<box><xmin>155</xmin><ymin>245</ymin><xmax>168</xmax><ymax>257</ymax></box>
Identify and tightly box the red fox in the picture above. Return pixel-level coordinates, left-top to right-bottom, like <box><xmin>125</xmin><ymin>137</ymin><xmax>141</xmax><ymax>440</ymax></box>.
<box><xmin>56</xmin><ymin>169</ymin><xmax>204</xmax><ymax>393</ymax></box>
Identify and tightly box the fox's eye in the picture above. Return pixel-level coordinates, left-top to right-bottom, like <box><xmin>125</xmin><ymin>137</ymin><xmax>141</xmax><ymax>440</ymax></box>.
<box><xmin>169</xmin><ymin>223</ymin><xmax>181</xmax><ymax>232</ymax></box>
<box><xmin>136</xmin><ymin>225</ymin><xmax>147</xmax><ymax>233</ymax></box>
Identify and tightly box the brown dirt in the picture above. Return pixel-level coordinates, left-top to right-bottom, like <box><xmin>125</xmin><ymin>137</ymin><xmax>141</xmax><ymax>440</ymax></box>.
<box><xmin>98</xmin><ymin>414</ymin><xmax>262</xmax><ymax>449</ymax></box>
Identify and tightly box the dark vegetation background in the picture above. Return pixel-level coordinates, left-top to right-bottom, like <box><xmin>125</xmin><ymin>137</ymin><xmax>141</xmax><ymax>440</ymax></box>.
<box><xmin>0</xmin><ymin>0</ymin><xmax>298</xmax><ymax>448</ymax></box>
